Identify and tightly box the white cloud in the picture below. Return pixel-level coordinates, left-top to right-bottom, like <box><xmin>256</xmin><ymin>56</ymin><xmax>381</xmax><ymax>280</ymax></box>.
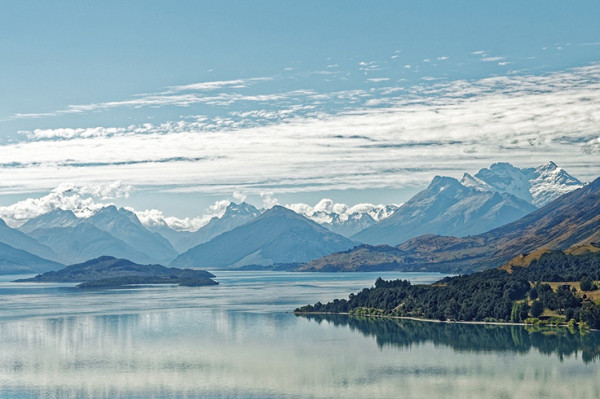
<box><xmin>163</xmin><ymin>79</ymin><xmax>259</xmax><ymax>93</ymax></box>
<box><xmin>366</xmin><ymin>78</ymin><xmax>390</xmax><ymax>83</ymax></box>
<box><xmin>260</xmin><ymin>192</ymin><xmax>279</xmax><ymax>209</ymax></box>
<box><xmin>133</xmin><ymin>199</ymin><xmax>231</xmax><ymax>232</ymax></box>
<box><xmin>11</xmin><ymin>77</ymin><xmax>276</xmax><ymax>119</ymax></box>
<box><xmin>0</xmin><ymin>182</ymin><xmax>241</xmax><ymax>231</ymax></box>
<box><xmin>481</xmin><ymin>56</ymin><xmax>505</xmax><ymax>62</ymax></box>
<box><xmin>0</xmin><ymin>182</ymin><xmax>131</xmax><ymax>226</ymax></box>
<box><xmin>1</xmin><ymin>65</ymin><xmax>599</xmax><ymax>199</ymax></box>
<box><xmin>437</xmin><ymin>56</ymin><xmax>449</xmax><ymax>61</ymax></box>
<box><xmin>582</xmin><ymin>137</ymin><xmax>600</xmax><ymax>155</ymax></box>
<box><xmin>233</xmin><ymin>191</ymin><xmax>247</xmax><ymax>203</ymax></box>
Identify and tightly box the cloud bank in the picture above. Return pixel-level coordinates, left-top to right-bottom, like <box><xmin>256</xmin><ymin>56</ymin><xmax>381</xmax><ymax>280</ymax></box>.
<box><xmin>0</xmin><ymin>65</ymin><xmax>598</xmax><ymax>199</ymax></box>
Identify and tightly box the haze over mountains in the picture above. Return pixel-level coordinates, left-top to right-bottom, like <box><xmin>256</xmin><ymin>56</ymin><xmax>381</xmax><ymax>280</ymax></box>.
<box><xmin>0</xmin><ymin>161</ymin><xmax>590</xmax><ymax>274</ymax></box>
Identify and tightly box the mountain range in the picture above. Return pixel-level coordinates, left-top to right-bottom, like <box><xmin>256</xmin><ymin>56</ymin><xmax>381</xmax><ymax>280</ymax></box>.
<box><xmin>0</xmin><ymin>241</ymin><xmax>63</xmax><ymax>274</ymax></box>
<box><xmin>353</xmin><ymin>161</ymin><xmax>581</xmax><ymax>245</ymax></box>
<box><xmin>303</xmin><ymin>175</ymin><xmax>600</xmax><ymax>273</ymax></box>
<box><xmin>462</xmin><ymin>161</ymin><xmax>582</xmax><ymax>207</ymax></box>
<box><xmin>147</xmin><ymin>202</ymin><xmax>261</xmax><ymax>252</ymax></box>
<box><xmin>20</xmin><ymin>206</ymin><xmax>178</xmax><ymax>266</ymax></box>
<box><xmin>0</xmin><ymin>218</ymin><xmax>62</xmax><ymax>263</ymax></box>
<box><xmin>289</xmin><ymin>202</ymin><xmax>399</xmax><ymax>237</ymax></box>
<box><xmin>170</xmin><ymin>206</ymin><xmax>358</xmax><ymax>269</ymax></box>
<box><xmin>0</xmin><ymin>161</ymin><xmax>590</xmax><ymax>275</ymax></box>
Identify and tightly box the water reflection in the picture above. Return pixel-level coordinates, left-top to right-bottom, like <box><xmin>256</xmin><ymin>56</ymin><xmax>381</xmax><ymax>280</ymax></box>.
<box><xmin>299</xmin><ymin>314</ymin><xmax>600</xmax><ymax>363</ymax></box>
<box><xmin>1</xmin><ymin>309</ymin><xmax>599</xmax><ymax>398</ymax></box>
<box><xmin>1</xmin><ymin>271</ymin><xmax>600</xmax><ymax>398</ymax></box>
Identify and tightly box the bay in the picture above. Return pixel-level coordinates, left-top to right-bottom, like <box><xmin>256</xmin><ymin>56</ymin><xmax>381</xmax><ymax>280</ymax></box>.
<box><xmin>0</xmin><ymin>271</ymin><xmax>598</xmax><ymax>398</ymax></box>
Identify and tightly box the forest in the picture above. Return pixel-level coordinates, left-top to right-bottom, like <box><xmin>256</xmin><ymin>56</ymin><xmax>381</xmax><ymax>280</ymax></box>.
<box><xmin>295</xmin><ymin>250</ymin><xmax>600</xmax><ymax>329</ymax></box>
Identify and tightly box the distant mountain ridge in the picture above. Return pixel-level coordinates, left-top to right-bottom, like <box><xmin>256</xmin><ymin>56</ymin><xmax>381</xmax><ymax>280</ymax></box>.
<box><xmin>28</xmin><ymin>223</ymin><xmax>157</xmax><ymax>265</ymax></box>
<box><xmin>0</xmin><ymin>241</ymin><xmax>64</xmax><ymax>274</ymax></box>
<box><xmin>288</xmin><ymin>201</ymin><xmax>399</xmax><ymax>237</ymax></box>
<box><xmin>148</xmin><ymin>202</ymin><xmax>261</xmax><ymax>252</ymax></box>
<box><xmin>352</xmin><ymin>162</ymin><xmax>581</xmax><ymax>245</ymax></box>
<box><xmin>20</xmin><ymin>209</ymin><xmax>80</xmax><ymax>234</ymax></box>
<box><xmin>0</xmin><ymin>218</ymin><xmax>63</xmax><ymax>263</ymax></box>
<box><xmin>171</xmin><ymin>205</ymin><xmax>358</xmax><ymax>269</ymax></box>
<box><xmin>302</xmin><ymin>175</ymin><xmax>600</xmax><ymax>273</ymax></box>
<box><xmin>20</xmin><ymin>206</ymin><xmax>178</xmax><ymax>265</ymax></box>
<box><xmin>463</xmin><ymin>161</ymin><xmax>582</xmax><ymax>207</ymax></box>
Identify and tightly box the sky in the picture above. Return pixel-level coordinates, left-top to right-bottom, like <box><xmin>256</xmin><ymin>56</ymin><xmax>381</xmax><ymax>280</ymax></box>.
<box><xmin>0</xmin><ymin>1</ymin><xmax>599</xmax><ymax>226</ymax></box>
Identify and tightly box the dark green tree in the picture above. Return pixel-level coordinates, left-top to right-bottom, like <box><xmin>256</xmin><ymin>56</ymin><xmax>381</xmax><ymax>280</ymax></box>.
<box><xmin>530</xmin><ymin>300</ymin><xmax>544</xmax><ymax>318</ymax></box>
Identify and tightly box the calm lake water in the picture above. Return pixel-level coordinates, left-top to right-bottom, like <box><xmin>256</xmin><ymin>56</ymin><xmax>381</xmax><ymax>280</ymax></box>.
<box><xmin>0</xmin><ymin>271</ymin><xmax>599</xmax><ymax>398</ymax></box>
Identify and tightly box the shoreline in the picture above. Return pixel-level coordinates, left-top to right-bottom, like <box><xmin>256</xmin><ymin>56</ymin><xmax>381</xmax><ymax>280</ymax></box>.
<box><xmin>292</xmin><ymin>311</ymin><xmax>599</xmax><ymax>330</ymax></box>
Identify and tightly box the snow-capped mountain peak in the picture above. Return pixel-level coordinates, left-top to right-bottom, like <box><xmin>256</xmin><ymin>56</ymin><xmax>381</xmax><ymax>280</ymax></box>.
<box><xmin>286</xmin><ymin>199</ymin><xmax>400</xmax><ymax>237</ymax></box>
<box><xmin>529</xmin><ymin>161</ymin><xmax>583</xmax><ymax>206</ymax></box>
<box><xmin>460</xmin><ymin>173</ymin><xmax>492</xmax><ymax>192</ymax></box>
<box><xmin>472</xmin><ymin>161</ymin><xmax>582</xmax><ymax>207</ymax></box>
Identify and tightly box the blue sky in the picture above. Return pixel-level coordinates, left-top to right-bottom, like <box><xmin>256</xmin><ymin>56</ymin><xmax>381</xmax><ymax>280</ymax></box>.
<box><xmin>0</xmin><ymin>1</ymin><xmax>599</xmax><ymax>225</ymax></box>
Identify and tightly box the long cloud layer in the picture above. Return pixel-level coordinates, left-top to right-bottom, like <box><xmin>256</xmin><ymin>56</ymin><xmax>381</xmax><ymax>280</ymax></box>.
<box><xmin>1</xmin><ymin>65</ymin><xmax>599</xmax><ymax>198</ymax></box>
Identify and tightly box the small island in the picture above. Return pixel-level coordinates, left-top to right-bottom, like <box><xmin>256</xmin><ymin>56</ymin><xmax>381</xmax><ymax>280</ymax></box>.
<box><xmin>296</xmin><ymin>245</ymin><xmax>600</xmax><ymax>330</ymax></box>
<box><xmin>15</xmin><ymin>256</ymin><xmax>219</xmax><ymax>288</ymax></box>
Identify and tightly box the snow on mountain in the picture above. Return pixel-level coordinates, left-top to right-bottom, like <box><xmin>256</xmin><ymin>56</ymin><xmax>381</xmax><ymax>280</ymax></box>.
<box><xmin>471</xmin><ymin>161</ymin><xmax>583</xmax><ymax>207</ymax></box>
<box><xmin>286</xmin><ymin>199</ymin><xmax>400</xmax><ymax>237</ymax></box>
<box><xmin>352</xmin><ymin>175</ymin><xmax>537</xmax><ymax>245</ymax></box>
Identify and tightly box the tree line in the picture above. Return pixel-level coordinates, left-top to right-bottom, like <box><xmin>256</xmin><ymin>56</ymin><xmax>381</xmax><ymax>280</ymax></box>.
<box><xmin>296</xmin><ymin>250</ymin><xmax>600</xmax><ymax>329</ymax></box>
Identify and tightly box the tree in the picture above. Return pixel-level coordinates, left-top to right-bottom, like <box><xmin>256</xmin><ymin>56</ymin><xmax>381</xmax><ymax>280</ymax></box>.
<box><xmin>580</xmin><ymin>277</ymin><xmax>593</xmax><ymax>292</ymax></box>
<box><xmin>511</xmin><ymin>301</ymin><xmax>530</xmax><ymax>322</ymax></box>
<box><xmin>530</xmin><ymin>300</ymin><xmax>544</xmax><ymax>318</ymax></box>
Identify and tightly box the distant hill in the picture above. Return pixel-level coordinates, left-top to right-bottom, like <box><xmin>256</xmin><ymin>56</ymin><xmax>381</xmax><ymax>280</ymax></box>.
<box><xmin>16</xmin><ymin>256</ymin><xmax>217</xmax><ymax>288</ymax></box>
<box><xmin>85</xmin><ymin>206</ymin><xmax>178</xmax><ymax>264</ymax></box>
<box><xmin>0</xmin><ymin>218</ymin><xmax>63</xmax><ymax>263</ymax></box>
<box><xmin>28</xmin><ymin>223</ymin><xmax>157</xmax><ymax>265</ymax></box>
<box><xmin>170</xmin><ymin>205</ymin><xmax>358</xmax><ymax>269</ymax></box>
<box><xmin>500</xmin><ymin>243</ymin><xmax>600</xmax><ymax>273</ymax></box>
<box><xmin>302</xmin><ymin>176</ymin><xmax>600</xmax><ymax>273</ymax></box>
<box><xmin>0</xmin><ymin>242</ymin><xmax>64</xmax><ymax>275</ymax></box>
<box><xmin>149</xmin><ymin>202</ymin><xmax>261</xmax><ymax>252</ymax></box>
<box><xmin>353</xmin><ymin>176</ymin><xmax>536</xmax><ymax>245</ymax></box>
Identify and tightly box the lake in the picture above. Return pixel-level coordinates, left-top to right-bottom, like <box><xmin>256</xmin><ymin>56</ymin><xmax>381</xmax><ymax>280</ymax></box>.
<box><xmin>0</xmin><ymin>271</ymin><xmax>599</xmax><ymax>398</ymax></box>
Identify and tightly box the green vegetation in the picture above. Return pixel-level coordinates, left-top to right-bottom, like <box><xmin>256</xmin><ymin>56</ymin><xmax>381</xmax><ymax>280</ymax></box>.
<box><xmin>296</xmin><ymin>250</ymin><xmax>600</xmax><ymax>329</ymax></box>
